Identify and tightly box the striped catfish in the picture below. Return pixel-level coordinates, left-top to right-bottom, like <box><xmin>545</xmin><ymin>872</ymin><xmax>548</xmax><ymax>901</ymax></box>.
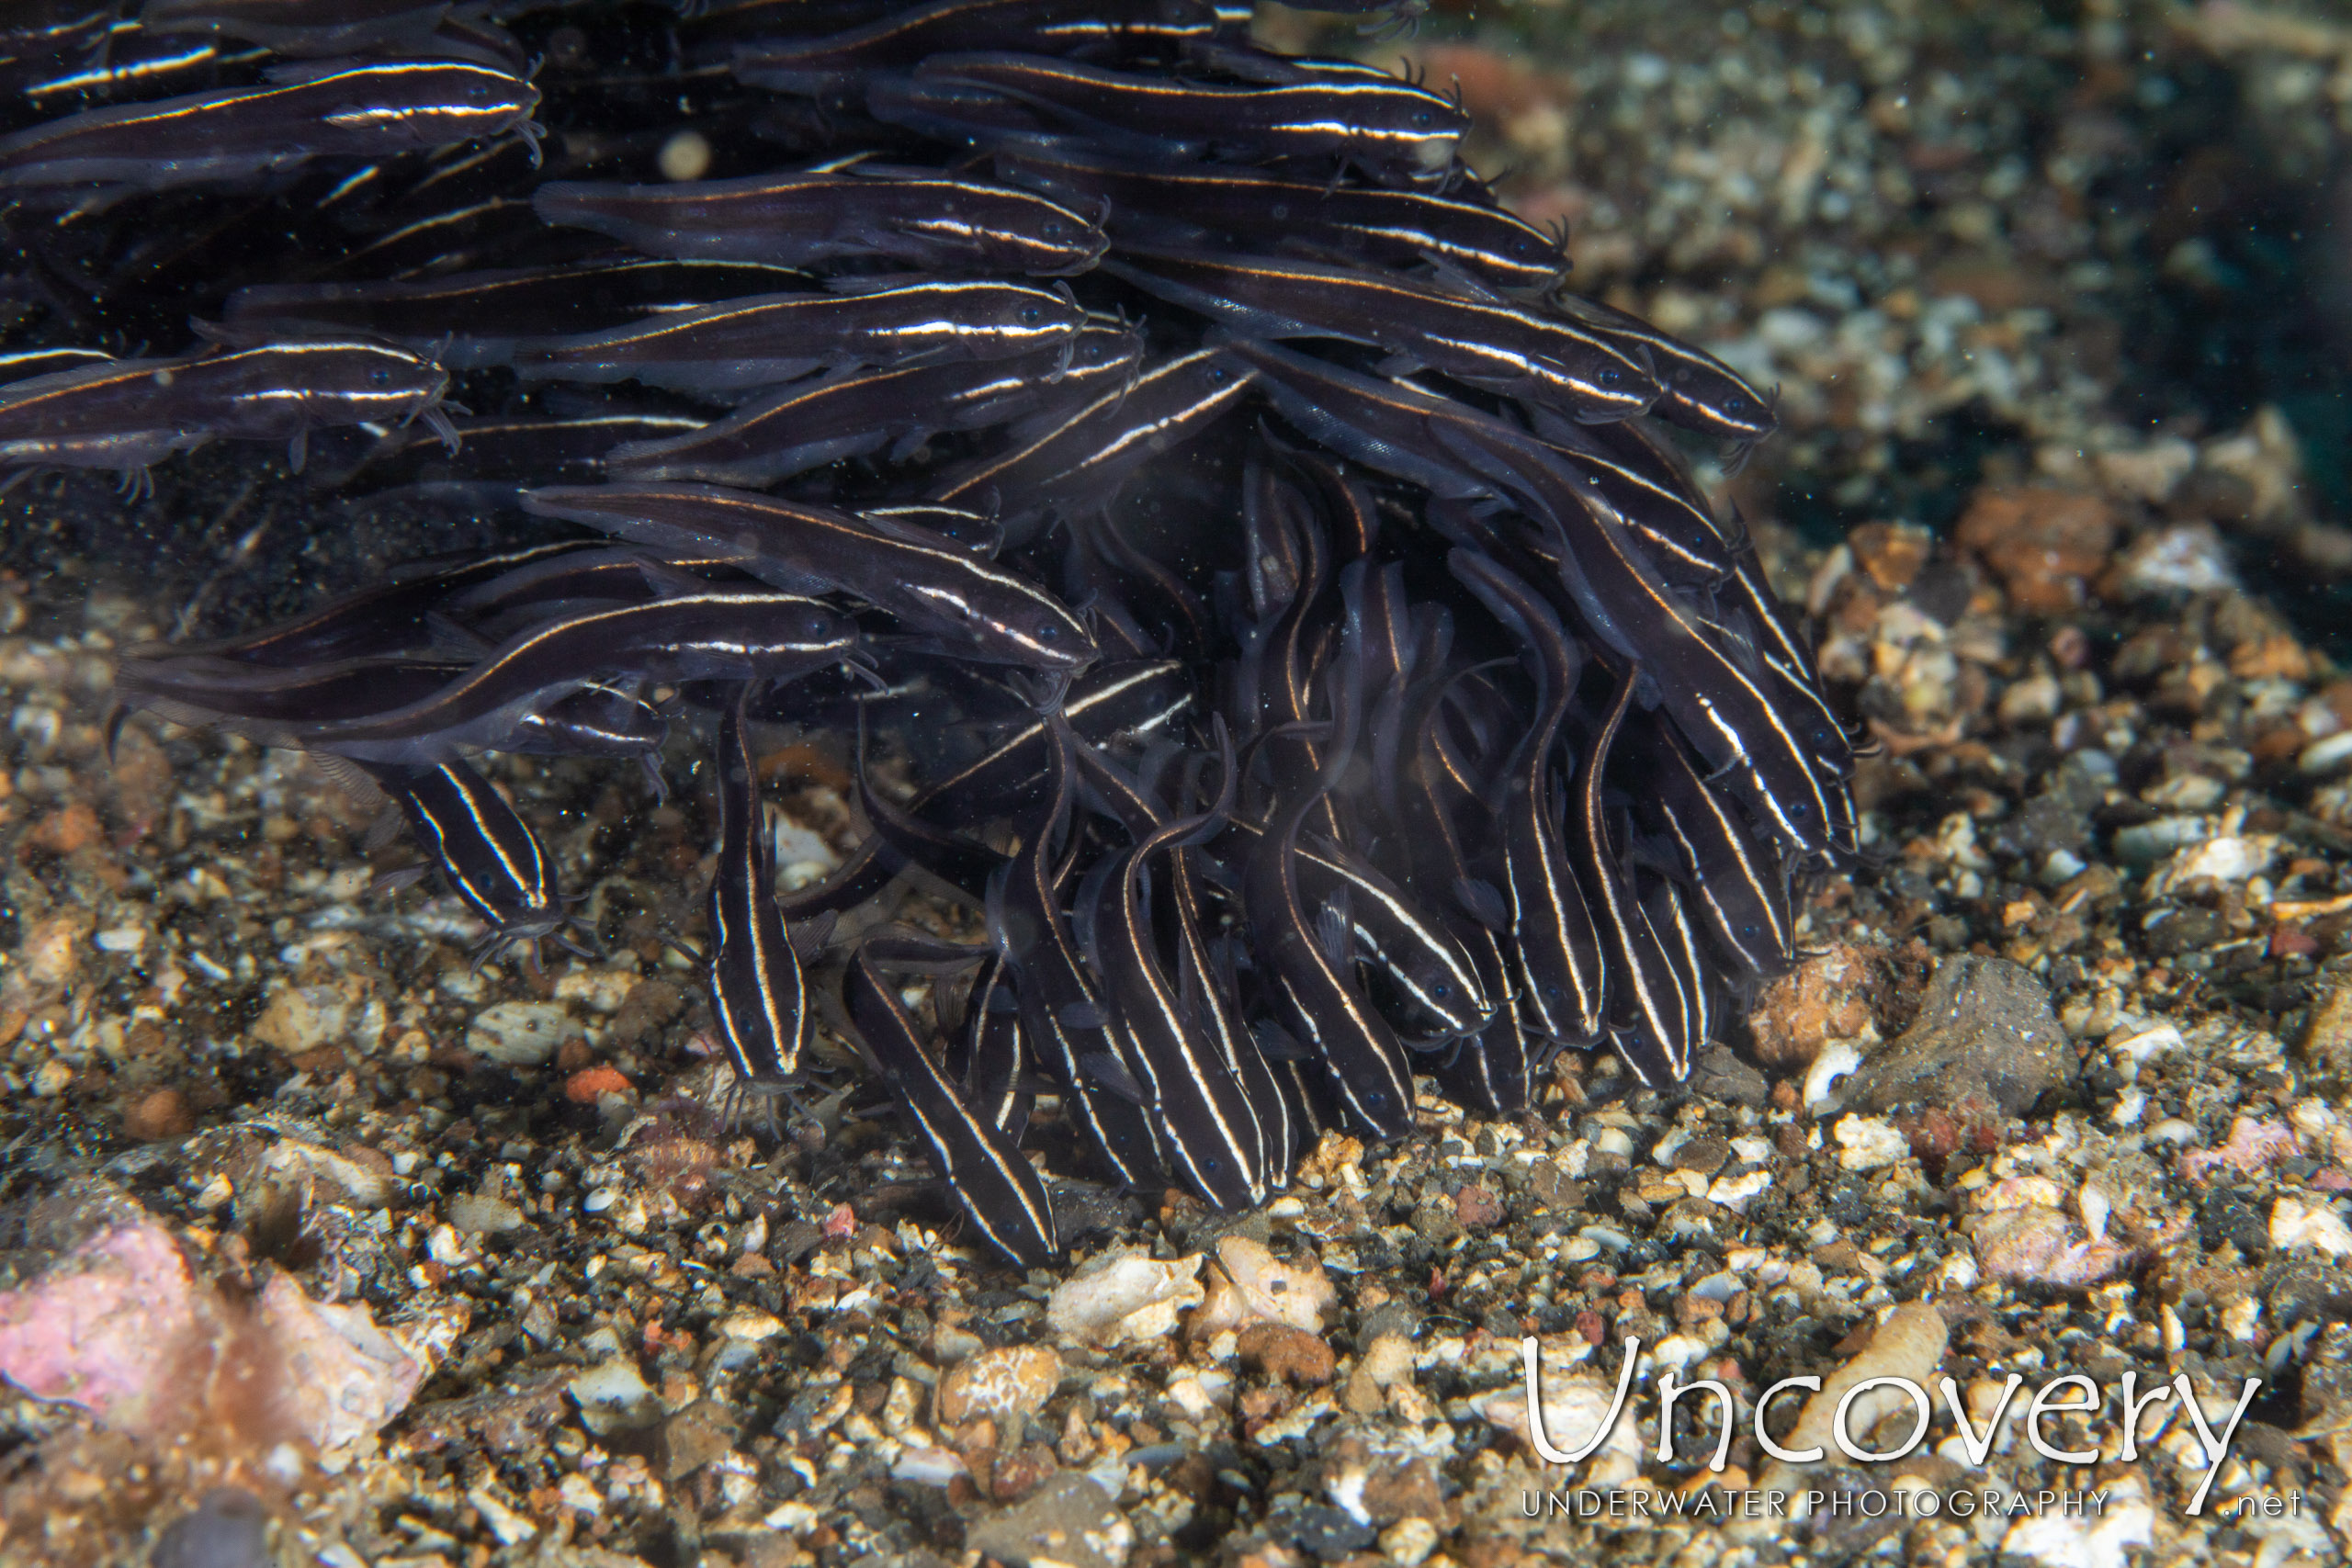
<box><xmin>1572</xmin><ymin>672</ymin><xmax>1698</xmax><ymax>1088</ymax></box>
<box><xmin>1080</xmin><ymin>744</ymin><xmax>1272</xmax><ymax>1209</ymax></box>
<box><xmin>522</xmin><ymin>482</ymin><xmax>1097</xmax><ymax>671</ymax></box>
<box><xmin>843</xmin><ymin>933</ymin><xmax>1058</xmax><ymax>1269</ymax></box>
<box><xmin>502</xmin><ymin>278</ymin><xmax>1088</xmax><ymax>395</ymax></box>
<box><xmin>701</xmin><ymin>687</ymin><xmax>818</xmax><ymax>1103</ymax></box>
<box><xmin>362</xmin><ymin>759</ymin><xmax>580</xmax><ymax>969</ymax></box>
<box><xmin>914</xmin><ymin>50</ymin><xmax>1467</xmax><ymax>175</ymax></box>
<box><xmin>534</xmin><ymin>159</ymin><xmax>1107</xmax><ymax>276</ymax></box>
<box><xmin>0</xmin><ymin>59</ymin><xmax>539</xmax><ymax>193</ymax></box>
<box><xmin>1240</xmin><ymin>625</ymin><xmax>1417</xmax><ymax>1140</ymax></box>
<box><xmin>1447</xmin><ymin>547</ymin><xmax>1609</xmax><ymax>1050</ymax></box>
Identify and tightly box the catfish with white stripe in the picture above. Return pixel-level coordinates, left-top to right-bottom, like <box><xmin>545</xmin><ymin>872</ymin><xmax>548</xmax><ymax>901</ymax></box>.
<box><xmin>701</xmin><ymin>686</ymin><xmax>817</xmax><ymax>1102</ymax></box>
<box><xmin>1212</xmin><ymin>813</ymin><xmax>1492</xmax><ymax>1045</ymax></box>
<box><xmin>776</xmin><ymin>658</ymin><xmax>1191</xmax><ymax>919</ymax></box>
<box><xmin>223</xmin><ymin>260</ymin><xmax>817</xmax><ymax>372</ymax></box>
<box><xmin>983</xmin><ymin>706</ymin><xmax>1167</xmax><ymax>1191</ymax></box>
<box><xmin>347</xmin><ymin>407</ymin><xmax>711</xmax><ymax>491</ymax></box>
<box><xmin>1447</xmin><ymin>546</ymin><xmax>1608</xmax><ymax>1048</ymax></box>
<box><xmin>130</xmin><ymin>540</ymin><xmax>599</xmax><ymax>669</ymax></box>
<box><xmin>1544</xmin><ymin>290</ymin><xmax>1778</xmax><ymax>454</ymax></box>
<box><xmin>1641</xmin><ymin>869</ymin><xmax>1715</xmax><ymax>1066</ymax></box>
<box><xmin>522</xmin><ymin>482</ymin><xmax>1098</xmax><ymax>671</ymax></box>
<box><xmin>995</xmin><ymin>143</ymin><xmax>1565</xmax><ymax>290</ymax></box>
<box><xmin>731</xmin><ymin>0</ymin><xmax>1222</xmax><ymax>95</ymax></box>
<box><xmin>534</xmin><ymin>160</ymin><xmax>1108</xmax><ymax>276</ymax></box>
<box><xmin>842</xmin><ymin>933</ymin><xmax>1059</xmax><ymax>1269</ymax></box>
<box><xmin>1080</xmin><ymin>732</ymin><xmax>1272</xmax><ymax>1209</ymax></box>
<box><xmin>361</xmin><ymin>758</ymin><xmax>580</xmax><ymax>968</ymax></box>
<box><xmin>502</xmin><ymin>278</ymin><xmax>1088</xmax><ymax>395</ymax></box>
<box><xmin>140</xmin><ymin>0</ymin><xmax>470</xmax><ymax>58</ymax></box>
<box><xmin>0</xmin><ymin>337</ymin><xmax>456</xmax><ymax>481</ymax></box>
<box><xmin>1106</xmin><ymin>248</ymin><xmax>1656</xmax><ymax>423</ymax></box>
<box><xmin>0</xmin><ymin>59</ymin><xmax>541</xmax><ymax>194</ymax></box>
<box><xmin>925</xmin><ymin>346</ymin><xmax>1255</xmax><ymax>545</ymax></box>
<box><xmin>1417</xmin><ymin>400</ymin><xmax>1842</xmax><ymax>858</ymax></box>
<box><xmin>915</xmin><ymin>50</ymin><xmax>1468</xmax><ymax>175</ymax></box>
<box><xmin>1711</xmin><ymin>535</ymin><xmax>1860</xmax><ymax>857</ymax></box>
<box><xmin>1571</xmin><ymin>670</ymin><xmax>1696</xmax><ymax>1087</ymax></box>
<box><xmin>113</xmin><ymin>652</ymin><xmax>665</xmax><ymax>768</ymax></box>
<box><xmin>1429</xmin><ymin>918</ymin><xmax>1534</xmax><ymax>1116</ymax></box>
<box><xmin>285</xmin><ymin>591</ymin><xmax>859</xmax><ymax>764</ymax></box>
<box><xmin>1235</xmin><ymin>457</ymin><xmax>1335</xmax><ymax>831</ymax></box>
<box><xmin>1239</xmin><ymin>618</ymin><xmax>1417</xmax><ymax>1140</ymax></box>
<box><xmin>1074</xmin><ymin>730</ymin><xmax>1291</xmax><ymax>1184</ymax></box>
<box><xmin>1617</xmin><ymin>706</ymin><xmax>1796</xmax><ymax>986</ymax></box>
<box><xmin>1521</xmin><ymin>406</ymin><xmax>1736</xmax><ymax>590</ymax></box>
<box><xmin>945</xmin><ymin>950</ymin><xmax>1031</xmax><ymax>1144</ymax></box>
<box><xmin>603</xmin><ymin>320</ymin><xmax>1143</xmax><ymax>488</ymax></box>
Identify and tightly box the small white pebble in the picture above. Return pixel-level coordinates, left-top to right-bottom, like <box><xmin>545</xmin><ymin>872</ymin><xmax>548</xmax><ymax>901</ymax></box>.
<box><xmin>658</xmin><ymin>130</ymin><xmax>712</xmax><ymax>182</ymax></box>
<box><xmin>1804</xmin><ymin>1038</ymin><xmax>1863</xmax><ymax>1110</ymax></box>
<box><xmin>1834</xmin><ymin>1114</ymin><xmax>1908</xmax><ymax>1172</ymax></box>
<box><xmin>94</xmin><ymin>926</ymin><xmax>144</xmax><ymax>953</ymax></box>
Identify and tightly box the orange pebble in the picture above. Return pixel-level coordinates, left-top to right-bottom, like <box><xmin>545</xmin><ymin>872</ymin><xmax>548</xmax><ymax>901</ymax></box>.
<box><xmin>564</xmin><ymin>1065</ymin><xmax>629</xmax><ymax>1103</ymax></box>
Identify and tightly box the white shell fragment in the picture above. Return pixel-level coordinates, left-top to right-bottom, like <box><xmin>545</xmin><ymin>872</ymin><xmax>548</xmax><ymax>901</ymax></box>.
<box><xmin>1190</xmin><ymin>1236</ymin><xmax>1337</xmax><ymax>1337</ymax></box>
<box><xmin>1046</xmin><ymin>1250</ymin><xmax>1204</xmax><ymax>1347</ymax></box>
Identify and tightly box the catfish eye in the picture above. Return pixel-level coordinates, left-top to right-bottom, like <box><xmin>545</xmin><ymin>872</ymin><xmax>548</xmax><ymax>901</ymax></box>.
<box><xmin>1410</xmin><ymin>108</ymin><xmax>1434</xmax><ymax>129</ymax></box>
<box><xmin>1597</xmin><ymin>367</ymin><xmax>1623</xmax><ymax>389</ymax></box>
<box><xmin>1723</xmin><ymin>393</ymin><xmax>1751</xmax><ymax>415</ymax></box>
<box><xmin>368</xmin><ymin>367</ymin><xmax>393</xmax><ymax>387</ymax></box>
<box><xmin>1042</xmin><ymin>219</ymin><xmax>1066</xmax><ymax>239</ymax></box>
<box><xmin>1430</xmin><ymin>981</ymin><xmax>1452</xmax><ymax>1001</ymax></box>
<box><xmin>806</xmin><ymin>614</ymin><xmax>833</xmax><ymax>638</ymax></box>
<box><xmin>1034</xmin><ymin>620</ymin><xmax>1061</xmax><ymax>643</ymax></box>
<box><xmin>1018</xmin><ymin>304</ymin><xmax>1045</xmax><ymax>324</ymax></box>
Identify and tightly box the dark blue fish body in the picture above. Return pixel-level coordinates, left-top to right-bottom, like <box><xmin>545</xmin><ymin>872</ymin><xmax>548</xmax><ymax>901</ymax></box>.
<box><xmin>916</xmin><ymin>50</ymin><xmax>1467</xmax><ymax>174</ymax></box>
<box><xmin>0</xmin><ymin>59</ymin><xmax>540</xmax><ymax>193</ymax></box>
<box><xmin>1108</xmin><ymin>247</ymin><xmax>1656</xmax><ymax>420</ymax></box>
<box><xmin>287</xmin><ymin>591</ymin><xmax>858</xmax><ymax>763</ymax></box>
<box><xmin>986</xmin><ymin>712</ymin><xmax>1166</xmax><ymax>1191</ymax></box>
<box><xmin>521</xmin><ymin>482</ymin><xmax>1098</xmax><ymax>669</ymax></box>
<box><xmin>363</xmin><ymin>758</ymin><xmax>579</xmax><ymax>966</ymax></box>
<box><xmin>1239</xmin><ymin>629</ymin><xmax>1416</xmax><ymax>1140</ymax></box>
<box><xmin>1447</xmin><ymin>547</ymin><xmax>1606</xmax><ymax>1050</ymax></box>
<box><xmin>998</xmin><ymin>144</ymin><xmax>1565</xmax><ymax>289</ymax></box>
<box><xmin>844</xmin><ymin>933</ymin><xmax>1059</xmax><ymax>1268</ymax></box>
<box><xmin>926</xmin><ymin>345</ymin><xmax>1254</xmax><ymax>543</ymax></box>
<box><xmin>502</xmin><ymin>277</ymin><xmax>1088</xmax><ymax>394</ymax></box>
<box><xmin>144</xmin><ymin>541</ymin><xmax>603</xmax><ymax>670</ymax></box>
<box><xmin>704</xmin><ymin>688</ymin><xmax>812</xmax><ymax>1097</ymax></box>
<box><xmin>0</xmin><ymin>337</ymin><xmax>455</xmax><ymax>477</ymax></box>
<box><xmin>140</xmin><ymin>0</ymin><xmax>461</xmax><ymax>58</ymax></box>
<box><xmin>535</xmin><ymin>160</ymin><xmax>1107</xmax><ymax>275</ymax></box>
<box><xmin>734</xmin><ymin>0</ymin><xmax>1220</xmax><ymax>94</ymax></box>
<box><xmin>604</xmin><ymin>320</ymin><xmax>1142</xmax><ymax>487</ymax></box>
<box><xmin>223</xmin><ymin>260</ymin><xmax>819</xmax><ymax>370</ymax></box>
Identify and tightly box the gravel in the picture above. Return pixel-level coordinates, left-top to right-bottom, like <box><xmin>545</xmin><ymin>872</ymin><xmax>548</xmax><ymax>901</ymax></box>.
<box><xmin>5</xmin><ymin>2</ymin><xmax>2352</xmax><ymax>1565</ymax></box>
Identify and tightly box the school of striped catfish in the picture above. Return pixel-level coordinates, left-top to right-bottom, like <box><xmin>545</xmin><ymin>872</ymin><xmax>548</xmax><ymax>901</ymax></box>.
<box><xmin>2</xmin><ymin>0</ymin><xmax>1858</xmax><ymax>1266</ymax></box>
